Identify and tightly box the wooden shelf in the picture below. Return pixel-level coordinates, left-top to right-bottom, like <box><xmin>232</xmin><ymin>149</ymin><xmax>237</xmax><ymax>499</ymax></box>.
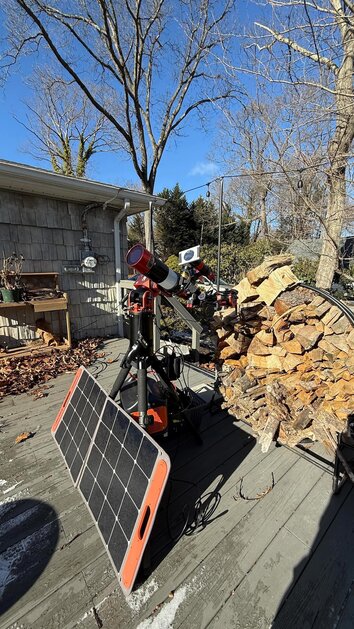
<box><xmin>0</xmin><ymin>342</ymin><xmax>70</xmax><ymax>360</ymax></box>
<box><xmin>0</xmin><ymin>301</ymin><xmax>27</xmax><ymax>309</ymax></box>
<box><xmin>0</xmin><ymin>297</ymin><xmax>68</xmax><ymax>312</ymax></box>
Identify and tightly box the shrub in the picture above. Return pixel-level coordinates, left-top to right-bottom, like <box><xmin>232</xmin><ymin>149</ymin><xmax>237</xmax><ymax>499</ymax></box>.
<box><xmin>292</xmin><ymin>258</ymin><xmax>318</xmax><ymax>284</ymax></box>
<box><xmin>201</xmin><ymin>238</ymin><xmax>282</xmax><ymax>285</ymax></box>
<box><xmin>164</xmin><ymin>255</ymin><xmax>180</xmax><ymax>273</ymax></box>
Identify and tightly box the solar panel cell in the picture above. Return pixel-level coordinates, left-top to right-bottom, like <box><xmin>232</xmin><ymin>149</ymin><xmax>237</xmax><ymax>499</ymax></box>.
<box><xmin>71</xmin><ymin>452</ymin><xmax>84</xmax><ymax>481</ymax></box>
<box><xmin>98</xmin><ymin>500</ymin><xmax>116</xmax><ymax>543</ymax></box>
<box><xmin>124</xmin><ymin>422</ymin><xmax>143</xmax><ymax>459</ymax></box>
<box><xmin>108</xmin><ymin>522</ymin><xmax>128</xmax><ymax>572</ymax></box>
<box><xmin>118</xmin><ymin>493</ymin><xmax>138</xmax><ymax>539</ymax></box>
<box><xmin>107</xmin><ymin>473</ymin><xmax>125</xmax><ymax>511</ymax></box>
<box><xmin>110</xmin><ymin>405</ymin><xmax>130</xmax><ymax>442</ymax></box>
<box><xmin>116</xmin><ymin>448</ymin><xmax>134</xmax><ymax>486</ymax></box>
<box><xmin>95</xmin><ymin>422</ymin><xmax>110</xmax><ymax>455</ymax></box>
<box><xmin>99</xmin><ymin>458</ymin><xmax>113</xmax><ymax>495</ymax></box>
<box><xmin>127</xmin><ymin>465</ymin><xmax>148</xmax><ymax>506</ymax></box>
<box><xmin>86</xmin><ymin>444</ymin><xmax>102</xmax><ymax>477</ymax></box>
<box><xmin>105</xmin><ymin>434</ymin><xmax>122</xmax><ymax>469</ymax></box>
<box><xmin>136</xmin><ymin>437</ymin><xmax>158</xmax><ymax>477</ymax></box>
<box><xmin>89</xmin><ymin>482</ymin><xmax>105</xmax><ymax>520</ymax></box>
<box><xmin>80</xmin><ymin>467</ymin><xmax>94</xmax><ymax>500</ymax></box>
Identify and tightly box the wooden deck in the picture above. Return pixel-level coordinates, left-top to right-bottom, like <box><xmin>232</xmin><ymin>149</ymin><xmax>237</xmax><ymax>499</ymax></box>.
<box><xmin>1</xmin><ymin>338</ymin><xmax>354</xmax><ymax>629</ymax></box>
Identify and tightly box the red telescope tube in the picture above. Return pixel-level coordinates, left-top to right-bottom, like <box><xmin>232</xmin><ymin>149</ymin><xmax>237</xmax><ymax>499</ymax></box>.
<box><xmin>127</xmin><ymin>244</ymin><xmax>181</xmax><ymax>293</ymax></box>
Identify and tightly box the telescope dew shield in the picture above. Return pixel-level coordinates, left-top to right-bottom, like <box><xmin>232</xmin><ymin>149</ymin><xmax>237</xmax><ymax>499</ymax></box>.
<box><xmin>127</xmin><ymin>244</ymin><xmax>181</xmax><ymax>293</ymax></box>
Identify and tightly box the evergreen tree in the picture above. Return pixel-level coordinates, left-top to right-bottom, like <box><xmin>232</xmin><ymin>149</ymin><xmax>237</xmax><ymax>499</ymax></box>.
<box><xmin>155</xmin><ymin>184</ymin><xmax>198</xmax><ymax>258</ymax></box>
<box><xmin>221</xmin><ymin>204</ymin><xmax>251</xmax><ymax>246</ymax></box>
<box><xmin>191</xmin><ymin>196</ymin><xmax>250</xmax><ymax>247</ymax></box>
<box><xmin>190</xmin><ymin>196</ymin><xmax>219</xmax><ymax>246</ymax></box>
<box><xmin>127</xmin><ymin>213</ymin><xmax>145</xmax><ymax>247</ymax></box>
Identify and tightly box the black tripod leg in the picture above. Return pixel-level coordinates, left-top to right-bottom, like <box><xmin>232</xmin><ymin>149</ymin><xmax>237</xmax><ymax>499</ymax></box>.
<box><xmin>109</xmin><ymin>365</ymin><xmax>131</xmax><ymax>400</ymax></box>
<box><xmin>137</xmin><ymin>359</ymin><xmax>149</xmax><ymax>428</ymax></box>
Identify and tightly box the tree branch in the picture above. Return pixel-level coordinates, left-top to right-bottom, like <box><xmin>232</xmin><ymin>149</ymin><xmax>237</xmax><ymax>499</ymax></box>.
<box><xmin>254</xmin><ymin>21</ymin><xmax>339</xmax><ymax>73</ymax></box>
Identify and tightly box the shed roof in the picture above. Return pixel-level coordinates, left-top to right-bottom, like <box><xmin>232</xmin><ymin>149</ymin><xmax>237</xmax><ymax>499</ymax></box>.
<box><xmin>0</xmin><ymin>160</ymin><xmax>165</xmax><ymax>215</ymax></box>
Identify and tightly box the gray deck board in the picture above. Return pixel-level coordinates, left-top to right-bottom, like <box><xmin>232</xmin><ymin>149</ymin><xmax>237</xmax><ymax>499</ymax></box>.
<box><xmin>208</xmin><ymin>472</ymin><xmax>351</xmax><ymax>629</ymax></box>
<box><xmin>1</xmin><ymin>338</ymin><xmax>352</xmax><ymax>629</ymax></box>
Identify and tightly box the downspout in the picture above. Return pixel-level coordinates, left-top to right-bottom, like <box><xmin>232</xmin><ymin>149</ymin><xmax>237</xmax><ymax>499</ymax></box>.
<box><xmin>114</xmin><ymin>199</ymin><xmax>130</xmax><ymax>337</ymax></box>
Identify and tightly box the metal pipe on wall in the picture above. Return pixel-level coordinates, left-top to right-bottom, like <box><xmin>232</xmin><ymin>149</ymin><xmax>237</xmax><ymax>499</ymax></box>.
<box><xmin>114</xmin><ymin>200</ymin><xmax>130</xmax><ymax>337</ymax></box>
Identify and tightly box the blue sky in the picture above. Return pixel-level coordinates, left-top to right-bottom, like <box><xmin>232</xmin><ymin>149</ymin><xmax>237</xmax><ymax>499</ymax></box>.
<box><xmin>0</xmin><ymin>3</ymin><xmax>265</xmax><ymax>202</ymax></box>
<box><xmin>0</xmin><ymin>67</ymin><xmax>228</xmax><ymax>202</ymax></box>
<box><xmin>0</xmin><ymin>70</ymin><xmax>220</xmax><ymax>198</ymax></box>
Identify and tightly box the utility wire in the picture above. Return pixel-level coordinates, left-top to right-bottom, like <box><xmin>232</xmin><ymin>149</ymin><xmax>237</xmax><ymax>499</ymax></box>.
<box><xmin>180</xmin><ymin>156</ymin><xmax>350</xmax><ymax>196</ymax></box>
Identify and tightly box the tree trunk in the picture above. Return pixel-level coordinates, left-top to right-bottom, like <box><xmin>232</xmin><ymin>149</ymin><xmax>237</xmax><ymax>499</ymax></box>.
<box><xmin>143</xmin><ymin>179</ymin><xmax>155</xmax><ymax>252</ymax></box>
<box><xmin>315</xmin><ymin>167</ymin><xmax>346</xmax><ymax>288</ymax></box>
<box><xmin>259</xmin><ymin>192</ymin><xmax>268</xmax><ymax>239</ymax></box>
<box><xmin>315</xmin><ymin>27</ymin><xmax>354</xmax><ymax>290</ymax></box>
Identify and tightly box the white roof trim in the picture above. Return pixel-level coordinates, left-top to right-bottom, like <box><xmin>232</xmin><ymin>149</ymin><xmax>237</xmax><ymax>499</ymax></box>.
<box><xmin>0</xmin><ymin>160</ymin><xmax>165</xmax><ymax>214</ymax></box>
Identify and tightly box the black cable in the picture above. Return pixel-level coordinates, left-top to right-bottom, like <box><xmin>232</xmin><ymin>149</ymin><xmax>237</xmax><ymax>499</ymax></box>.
<box><xmin>184</xmin><ymin>489</ymin><xmax>222</xmax><ymax>536</ymax></box>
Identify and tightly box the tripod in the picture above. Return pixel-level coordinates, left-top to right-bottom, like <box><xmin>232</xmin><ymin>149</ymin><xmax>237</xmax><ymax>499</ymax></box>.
<box><xmin>109</xmin><ymin>280</ymin><xmax>203</xmax><ymax>443</ymax></box>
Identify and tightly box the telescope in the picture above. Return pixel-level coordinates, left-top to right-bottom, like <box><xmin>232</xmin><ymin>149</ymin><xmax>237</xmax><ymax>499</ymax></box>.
<box><xmin>126</xmin><ymin>243</ymin><xmax>215</xmax><ymax>298</ymax></box>
<box><xmin>109</xmin><ymin>243</ymin><xmax>225</xmax><ymax>437</ymax></box>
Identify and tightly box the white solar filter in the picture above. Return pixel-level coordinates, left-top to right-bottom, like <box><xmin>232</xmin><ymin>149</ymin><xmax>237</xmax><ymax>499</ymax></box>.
<box><xmin>52</xmin><ymin>368</ymin><xmax>170</xmax><ymax>596</ymax></box>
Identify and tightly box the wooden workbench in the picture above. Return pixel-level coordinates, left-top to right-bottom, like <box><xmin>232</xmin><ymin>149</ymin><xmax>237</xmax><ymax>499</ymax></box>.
<box><xmin>0</xmin><ymin>272</ymin><xmax>72</xmax><ymax>358</ymax></box>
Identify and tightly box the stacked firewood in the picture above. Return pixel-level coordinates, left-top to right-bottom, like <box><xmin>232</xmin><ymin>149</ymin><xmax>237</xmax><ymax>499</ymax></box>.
<box><xmin>214</xmin><ymin>256</ymin><xmax>354</xmax><ymax>452</ymax></box>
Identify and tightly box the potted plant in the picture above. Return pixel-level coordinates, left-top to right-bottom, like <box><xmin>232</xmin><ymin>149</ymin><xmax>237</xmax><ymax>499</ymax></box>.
<box><xmin>0</xmin><ymin>253</ymin><xmax>25</xmax><ymax>302</ymax></box>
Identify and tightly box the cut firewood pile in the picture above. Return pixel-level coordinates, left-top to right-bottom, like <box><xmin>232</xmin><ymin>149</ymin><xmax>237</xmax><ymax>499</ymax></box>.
<box><xmin>214</xmin><ymin>255</ymin><xmax>354</xmax><ymax>454</ymax></box>
<box><xmin>0</xmin><ymin>338</ymin><xmax>105</xmax><ymax>399</ymax></box>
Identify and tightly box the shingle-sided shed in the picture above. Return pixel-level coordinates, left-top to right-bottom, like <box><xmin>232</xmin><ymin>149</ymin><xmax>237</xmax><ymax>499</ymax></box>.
<box><xmin>0</xmin><ymin>160</ymin><xmax>165</xmax><ymax>349</ymax></box>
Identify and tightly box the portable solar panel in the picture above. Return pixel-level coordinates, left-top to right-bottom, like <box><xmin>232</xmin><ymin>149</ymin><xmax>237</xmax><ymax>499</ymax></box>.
<box><xmin>52</xmin><ymin>366</ymin><xmax>107</xmax><ymax>485</ymax></box>
<box><xmin>52</xmin><ymin>368</ymin><xmax>170</xmax><ymax>596</ymax></box>
<box><xmin>78</xmin><ymin>397</ymin><xmax>170</xmax><ymax>595</ymax></box>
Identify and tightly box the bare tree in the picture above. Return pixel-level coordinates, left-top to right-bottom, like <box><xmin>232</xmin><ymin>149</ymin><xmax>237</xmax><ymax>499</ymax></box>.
<box><xmin>247</xmin><ymin>0</ymin><xmax>354</xmax><ymax>288</ymax></box>
<box><xmin>18</xmin><ymin>67</ymin><xmax>113</xmax><ymax>177</ymax></box>
<box><xmin>216</xmin><ymin>95</ymin><xmax>279</xmax><ymax>238</ymax></box>
<box><xmin>214</xmin><ymin>88</ymin><xmax>328</xmax><ymax>243</ymax></box>
<box><xmin>2</xmin><ymin>0</ymin><xmax>237</xmax><ymax>248</ymax></box>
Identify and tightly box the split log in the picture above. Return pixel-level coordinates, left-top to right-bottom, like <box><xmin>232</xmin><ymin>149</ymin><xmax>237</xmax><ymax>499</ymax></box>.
<box><xmin>247</xmin><ymin>354</ymin><xmax>284</xmax><ymax>371</ymax></box>
<box><xmin>256</xmin><ymin>329</ymin><xmax>276</xmax><ymax>346</ymax></box>
<box><xmin>322</xmin><ymin>306</ymin><xmax>343</xmax><ymax>327</ymax></box>
<box><xmin>257</xmin><ymin>266</ymin><xmax>299</xmax><ymax>305</ymax></box>
<box><xmin>227</xmin><ymin>332</ymin><xmax>252</xmax><ymax>354</ymax></box>
<box><xmin>246</xmin><ymin>255</ymin><xmax>294</xmax><ymax>286</ymax></box>
<box><xmin>235</xmin><ymin>277</ymin><xmax>259</xmax><ymax>304</ymax></box>
<box><xmin>280</xmin><ymin>339</ymin><xmax>304</xmax><ymax>355</ymax></box>
<box><xmin>295</xmin><ymin>326</ymin><xmax>323</xmax><ymax>351</ymax></box>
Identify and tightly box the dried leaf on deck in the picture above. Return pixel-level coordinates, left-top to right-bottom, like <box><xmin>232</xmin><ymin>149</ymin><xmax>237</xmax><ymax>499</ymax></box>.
<box><xmin>1</xmin><ymin>338</ymin><xmax>104</xmax><ymax>399</ymax></box>
<box><xmin>15</xmin><ymin>431</ymin><xmax>34</xmax><ymax>444</ymax></box>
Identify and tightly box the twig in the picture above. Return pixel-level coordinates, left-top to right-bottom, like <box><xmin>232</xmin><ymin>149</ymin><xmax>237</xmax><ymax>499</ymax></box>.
<box><xmin>235</xmin><ymin>473</ymin><xmax>275</xmax><ymax>501</ymax></box>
